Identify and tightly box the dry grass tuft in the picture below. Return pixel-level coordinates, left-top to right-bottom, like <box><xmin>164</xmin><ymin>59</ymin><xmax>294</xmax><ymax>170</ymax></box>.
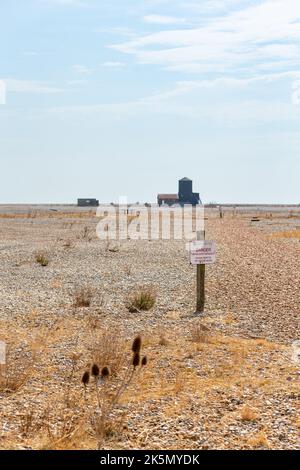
<box><xmin>126</xmin><ymin>286</ymin><xmax>156</xmax><ymax>313</ymax></box>
<box><xmin>39</xmin><ymin>407</ymin><xmax>86</xmax><ymax>450</ymax></box>
<box><xmin>240</xmin><ymin>405</ymin><xmax>258</xmax><ymax>422</ymax></box>
<box><xmin>158</xmin><ymin>333</ymin><xmax>169</xmax><ymax>347</ymax></box>
<box><xmin>246</xmin><ymin>430</ymin><xmax>270</xmax><ymax>448</ymax></box>
<box><xmin>19</xmin><ymin>411</ymin><xmax>36</xmax><ymax>437</ymax></box>
<box><xmin>0</xmin><ymin>343</ymin><xmax>42</xmax><ymax>394</ymax></box>
<box><xmin>124</xmin><ymin>265</ymin><xmax>132</xmax><ymax>276</ymax></box>
<box><xmin>73</xmin><ymin>286</ymin><xmax>93</xmax><ymax>308</ymax></box>
<box><xmin>78</xmin><ymin>225</ymin><xmax>93</xmax><ymax>242</ymax></box>
<box><xmin>63</xmin><ymin>239</ymin><xmax>73</xmax><ymax>249</ymax></box>
<box><xmin>35</xmin><ymin>251</ymin><xmax>49</xmax><ymax>267</ymax></box>
<box><xmin>91</xmin><ymin>330</ymin><xmax>127</xmax><ymax>376</ymax></box>
<box><xmin>189</xmin><ymin>322</ymin><xmax>210</xmax><ymax>343</ymax></box>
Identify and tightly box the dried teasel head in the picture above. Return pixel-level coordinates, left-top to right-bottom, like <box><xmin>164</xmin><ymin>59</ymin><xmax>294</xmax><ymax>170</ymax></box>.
<box><xmin>81</xmin><ymin>371</ymin><xmax>90</xmax><ymax>386</ymax></box>
<box><xmin>91</xmin><ymin>363</ymin><xmax>100</xmax><ymax>377</ymax></box>
<box><xmin>141</xmin><ymin>356</ymin><xmax>147</xmax><ymax>367</ymax></box>
<box><xmin>132</xmin><ymin>335</ymin><xmax>142</xmax><ymax>354</ymax></box>
<box><xmin>132</xmin><ymin>352</ymin><xmax>140</xmax><ymax>368</ymax></box>
<box><xmin>101</xmin><ymin>366</ymin><xmax>110</xmax><ymax>379</ymax></box>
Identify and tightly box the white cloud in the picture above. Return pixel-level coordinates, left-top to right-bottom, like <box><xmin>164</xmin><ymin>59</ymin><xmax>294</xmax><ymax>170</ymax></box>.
<box><xmin>4</xmin><ymin>79</ymin><xmax>63</xmax><ymax>94</ymax></box>
<box><xmin>96</xmin><ymin>27</ymin><xmax>136</xmax><ymax>39</ymax></box>
<box><xmin>111</xmin><ymin>0</ymin><xmax>300</xmax><ymax>79</ymax></box>
<box><xmin>143</xmin><ymin>14</ymin><xmax>187</xmax><ymax>24</ymax></box>
<box><xmin>43</xmin><ymin>97</ymin><xmax>300</xmax><ymax>127</ymax></box>
<box><xmin>135</xmin><ymin>73</ymin><xmax>300</xmax><ymax>105</ymax></box>
<box><xmin>37</xmin><ymin>71</ymin><xmax>300</xmax><ymax>126</ymax></box>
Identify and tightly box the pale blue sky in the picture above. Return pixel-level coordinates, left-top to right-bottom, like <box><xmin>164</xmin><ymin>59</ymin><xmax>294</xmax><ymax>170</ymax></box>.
<box><xmin>0</xmin><ymin>0</ymin><xmax>300</xmax><ymax>204</ymax></box>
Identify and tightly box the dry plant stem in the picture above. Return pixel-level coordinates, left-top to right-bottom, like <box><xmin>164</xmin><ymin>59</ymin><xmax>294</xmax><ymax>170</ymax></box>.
<box><xmin>65</xmin><ymin>359</ymin><xmax>76</xmax><ymax>407</ymax></box>
<box><xmin>107</xmin><ymin>366</ymin><xmax>136</xmax><ymax>416</ymax></box>
<box><xmin>94</xmin><ymin>378</ymin><xmax>101</xmax><ymax>409</ymax></box>
<box><xmin>49</xmin><ymin>420</ymin><xmax>85</xmax><ymax>447</ymax></box>
<box><xmin>83</xmin><ymin>385</ymin><xmax>87</xmax><ymax>402</ymax></box>
<box><xmin>93</xmin><ymin>365</ymin><xmax>137</xmax><ymax>448</ymax></box>
<box><xmin>95</xmin><ymin>380</ymin><xmax>109</xmax><ymax>450</ymax></box>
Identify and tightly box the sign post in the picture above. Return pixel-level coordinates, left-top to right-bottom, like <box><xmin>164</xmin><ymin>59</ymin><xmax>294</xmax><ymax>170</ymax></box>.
<box><xmin>196</xmin><ymin>230</ymin><xmax>205</xmax><ymax>314</ymax></box>
<box><xmin>189</xmin><ymin>232</ymin><xmax>216</xmax><ymax>315</ymax></box>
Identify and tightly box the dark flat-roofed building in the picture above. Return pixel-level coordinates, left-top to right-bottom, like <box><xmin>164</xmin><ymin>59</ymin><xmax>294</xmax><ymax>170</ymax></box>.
<box><xmin>77</xmin><ymin>198</ymin><xmax>99</xmax><ymax>207</ymax></box>
<box><xmin>157</xmin><ymin>178</ymin><xmax>201</xmax><ymax>206</ymax></box>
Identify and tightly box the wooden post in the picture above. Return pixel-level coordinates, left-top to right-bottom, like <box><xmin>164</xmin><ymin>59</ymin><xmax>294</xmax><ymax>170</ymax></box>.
<box><xmin>195</xmin><ymin>230</ymin><xmax>205</xmax><ymax>315</ymax></box>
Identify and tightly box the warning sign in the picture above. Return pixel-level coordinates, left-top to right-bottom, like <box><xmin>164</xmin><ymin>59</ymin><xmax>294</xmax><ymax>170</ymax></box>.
<box><xmin>189</xmin><ymin>240</ymin><xmax>216</xmax><ymax>265</ymax></box>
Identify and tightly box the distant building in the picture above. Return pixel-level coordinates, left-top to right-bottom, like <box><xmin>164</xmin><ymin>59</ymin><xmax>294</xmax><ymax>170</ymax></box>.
<box><xmin>77</xmin><ymin>198</ymin><xmax>99</xmax><ymax>207</ymax></box>
<box><xmin>157</xmin><ymin>177</ymin><xmax>201</xmax><ymax>206</ymax></box>
<box><xmin>156</xmin><ymin>194</ymin><xmax>179</xmax><ymax>206</ymax></box>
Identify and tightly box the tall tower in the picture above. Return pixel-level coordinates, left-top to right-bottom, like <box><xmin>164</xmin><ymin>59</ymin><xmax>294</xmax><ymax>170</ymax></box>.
<box><xmin>178</xmin><ymin>177</ymin><xmax>193</xmax><ymax>202</ymax></box>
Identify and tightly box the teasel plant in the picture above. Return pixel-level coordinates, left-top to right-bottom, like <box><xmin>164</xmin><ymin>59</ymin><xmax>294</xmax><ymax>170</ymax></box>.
<box><xmin>81</xmin><ymin>335</ymin><xmax>148</xmax><ymax>449</ymax></box>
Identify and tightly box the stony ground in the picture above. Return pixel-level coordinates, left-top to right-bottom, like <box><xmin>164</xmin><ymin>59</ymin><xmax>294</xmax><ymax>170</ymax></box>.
<box><xmin>0</xmin><ymin>207</ymin><xmax>299</xmax><ymax>450</ymax></box>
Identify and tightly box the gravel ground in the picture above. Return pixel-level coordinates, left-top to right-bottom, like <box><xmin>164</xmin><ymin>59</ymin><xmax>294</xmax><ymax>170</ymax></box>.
<box><xmin>0</xmin><ymin>209</ymin><xmax>299</xmax><ymax>450</ymax></box>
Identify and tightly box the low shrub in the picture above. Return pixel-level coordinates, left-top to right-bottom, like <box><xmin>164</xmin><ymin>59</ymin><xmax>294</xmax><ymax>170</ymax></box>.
<box><xmin>126</xmin><ymin>286</ymin><xmax>156</xmax><ymax>313</ymax></box>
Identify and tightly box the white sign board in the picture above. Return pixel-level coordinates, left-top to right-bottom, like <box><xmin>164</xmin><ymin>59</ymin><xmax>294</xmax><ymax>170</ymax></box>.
<box><xmin>189</xmin><ymin>240</ymin><xmax>216</xmax><ymax>265</ymax></box>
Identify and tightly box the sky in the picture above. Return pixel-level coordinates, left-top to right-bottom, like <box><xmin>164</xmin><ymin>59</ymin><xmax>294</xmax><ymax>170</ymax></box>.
<box><xmin>0</xmin><ymin>0</ymin><xmax>300</xmax><ymax>204</ymax></box>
